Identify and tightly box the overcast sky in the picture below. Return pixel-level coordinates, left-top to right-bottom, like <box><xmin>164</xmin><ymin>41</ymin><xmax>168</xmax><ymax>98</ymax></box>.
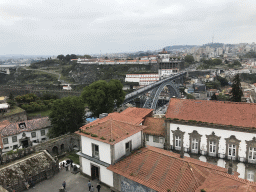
<box><xmin>0</xmin><ymin>0</ymin><xmax>255</xmax><ymax>55</ymax></box>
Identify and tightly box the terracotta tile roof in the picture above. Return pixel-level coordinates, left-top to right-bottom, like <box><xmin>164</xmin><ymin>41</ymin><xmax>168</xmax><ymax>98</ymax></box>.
<box><xmin>195</xmin><ymin>170</ymin><xmax>256</xmax><ymax>192</ymax></box>
<box><xmin>76</xmin><ymin>118</ymin><xmax>146</xmax><ymax>145</ymax></box>
<box><xmin>85</xmin><ymin>112</ymin><xmax>144</xmax><ymax>127</ymax></box>
<box><xmin>143</xmin><ymin>117</ymin><xmax>165</xmax><ymax>136</ymax></box>
<box><xmin>165</xmin><ymin>98</ymin><xmax>256</xmax><ymax>128</ymax></box>
<box><xmin>0</xmin><ymin>117</ymin><xmax>51</xmax><ymax>137</ymax></box>
<box><xmin>120</xmin><ymin>107</ymin><xmax>153</xmax><ymax>120</ymax></box>
<box><xmin>108</xmin><ymin>146</ymin><xmax>242</xmax><ymax>192</ymax></box>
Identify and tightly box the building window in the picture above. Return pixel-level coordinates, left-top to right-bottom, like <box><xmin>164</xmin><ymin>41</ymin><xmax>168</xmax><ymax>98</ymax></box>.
<box><xmin>153</xmin><ymin>136</ymin><xmax>159</xmax><ymax>143</ymax></box>
<box><xmin>172</xmin><ymin>127</ymin><xmax>184</xmax><ymax>150</ymax></box>
<box><xmin>228</xmin><ymin>144</ymin><xmax>236</xmax><ymax>158</ymax></box>
<box><xmin>92</xmin><ymin>144</ymin><xmax>99</xmax><ymax>159</ymax></box>
<box><xmin>225</xmin><ymin>135</ymin><xmax>240</xmax><ymax>160</ymax></box>
<box><xmin>192</xmin><ymin>138</ymin><xmax>199</xmax><ymax>151</ymax></box>
<box><xmin>41</xmin><ymin>130</ymin><xmax>45</xmax><ymax>136</ymax></box>
<box><xmin>41</xmin><ymin>138</ymin><xmax>46</xmax><ymax>141</ymax></box>
<box><xmin>189</xmin><ymin>130</ymin><xmax>202</xmax><ymax>154</ymax></box>
<box><xmin>206</xmin><ymin>132</ymin><xmax>221</xmax><ymax>157</ymax></box>
<box><xmin>3</xmin><ymin>138</ymin><xmax>8</xmax><ymax>144</ymax></box>
<box><xmin>13</xmin><ymin>145</ymin><xmax>18</xmax><ymax>150</ymax></box>
<box><xmin>4</xmin><ymin>147</ymin><xmax>9</xmax><ymax>149</ymax></box>
<box><xmin>247</xmin><ymin>171</ymin><xmax>254</xmax><ymax>182</ymax></box>
<box><xmin>175</xmin><ymin>136</ymin><xmax>181</xmax><ymax>149</ymax></box>
<box><xmin>145</xmin><ymin>135</ymin><xmax>149</xmax><ymax>141</ymax></box>
<box><xmin>31</xmin><ymin>132</ymin><xmax>36</xmax><ymax>138</ymax></box>
<box><xmin>125</xmin><ymin>141</ymin><xmax>131</xmax><ymax>154</ymax></box>
<box><xmin>12</xmin><ymin>136</ymin><xmax>17</xmax><ymax>143</ymax></box>
<box><xmin>249</xmin><ymin>147</ymin><xmax>256</xmax><ymax>160</ymax></box>
<box><xmin>159</xmin><ymin>137</ymin><xmax>164</xmax><ymax>144</ymax></box>
<box><xmin>209</xmin><ymin>141</ymin><xmax>216</xmax><ymax>154</ymax></box>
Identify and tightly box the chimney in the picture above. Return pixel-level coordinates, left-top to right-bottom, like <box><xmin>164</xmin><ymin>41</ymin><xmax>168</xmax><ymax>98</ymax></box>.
<box><xmin>180</xmin><ymin>146</ymin><xmax>184</xmax><ymax>158</ymax></box>
<box><xmin>228</xmin><ymin>160</ymin><xmax>233</xmax><ymax>175</ymax></box>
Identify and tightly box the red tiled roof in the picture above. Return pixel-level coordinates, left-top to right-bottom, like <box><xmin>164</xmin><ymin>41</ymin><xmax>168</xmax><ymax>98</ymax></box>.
<box><xmin>76</xmin><ymin>118</ymin><xmax>146</xmax><ymax>145</ymax></box>
<box><xmin>0</xmin><ymin>120</ymin><xmax>11</xmax><ymax>148</ymax></box>
<box><xmin>165</xmin><ymin>98</ymin><xmax>256</xmax><ymax>128</ymax></box>
<box><xmin>0</xmin><ymin>117</ymin><xmax>51</xmax><ymax>137</ymax></box>
<box><xmin>143</xmin><ymin>117</ymin><xmax>165</xmax><ymax>136</ymax></box>
<box><xmin>195</xmin><ymin>170</ymin><xmax>256</xmax><ymax>192</ymax></box>
<box><xmin>121</xmin><ymin>107</ymin><xmax>153</xmax><ymax>120</ymax></box>
<box><xmin>85</xmin><ymin>112</ymin><xmax>144</xmax><ymax>127</ymax></box>
<box><xmin>108</xmin><ymin>146</ymin><xmax>244</xmax><ymax>192</ymax></box>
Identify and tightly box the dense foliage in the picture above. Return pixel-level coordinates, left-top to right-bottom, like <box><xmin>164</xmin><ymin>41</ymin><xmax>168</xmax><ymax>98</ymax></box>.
<box><xmin>49</xmin><ymin>96</ymin><xmax>85</xmax><ymax>138</ymax></box>
<box><xmin>184</xmin><ymin>55</ymin><xmax>194</xmax><ymax>64</ymax></box>
<box><xmin>81</xmin><ymin>80</ymin><xmax>125</xmax><ymax>117</ymax></box>
<box><xmin>15</xmin><ymin>93</ymin><xmax>59</xmax><ymax>113</ymax></box>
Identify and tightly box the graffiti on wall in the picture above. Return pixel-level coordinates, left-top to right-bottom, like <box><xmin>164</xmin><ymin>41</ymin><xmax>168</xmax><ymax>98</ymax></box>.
<box><xmin>121</xmin><ymin>178</ymin><xmax>155</xmax><ymax>192</ymax></box>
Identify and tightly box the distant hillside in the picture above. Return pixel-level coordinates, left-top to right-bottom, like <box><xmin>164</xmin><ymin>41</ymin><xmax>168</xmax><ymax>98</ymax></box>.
<box><xmin>164</xmin><ymin>45</ymin><xmax>197</xmax><ymax>51</ymax></box>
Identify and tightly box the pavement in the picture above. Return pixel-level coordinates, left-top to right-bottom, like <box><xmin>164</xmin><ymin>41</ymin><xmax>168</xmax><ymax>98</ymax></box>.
<box><xmin>27</xmin><ymin>167</ymin><xmax>112</xmax><ymax>192</ymax></box>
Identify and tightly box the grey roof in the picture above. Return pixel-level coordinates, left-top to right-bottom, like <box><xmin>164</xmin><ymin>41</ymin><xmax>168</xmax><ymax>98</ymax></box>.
<box><xmin>0</xmin><ymin>151</ymin><xmax>55</xmax><ymax>187</ymax></box>
<box><xmin>0</xmin><ymin>117</ymin><xmax>51</xmax><ymax>137</ymax></box>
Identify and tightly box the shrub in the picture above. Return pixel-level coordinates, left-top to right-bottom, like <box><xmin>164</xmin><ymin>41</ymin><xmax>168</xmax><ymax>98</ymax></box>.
<box><xmin>100</xmin><ymin>137</ymin><xmax>106</xmax><ymax>140</ymax></box>
<box><xmin>91</xmin><ymin>134</ymin><xmax>98</xmax><ymax>137</ymax></box>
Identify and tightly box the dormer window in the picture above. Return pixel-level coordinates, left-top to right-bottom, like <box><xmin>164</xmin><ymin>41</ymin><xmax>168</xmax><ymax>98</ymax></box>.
<box><xmin>19</xmin><ymin>123</ymin><xmax>26</xmax><ymax>129</ymax></box>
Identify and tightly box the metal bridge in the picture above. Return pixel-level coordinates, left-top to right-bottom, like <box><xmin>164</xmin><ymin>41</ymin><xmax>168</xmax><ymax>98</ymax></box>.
<box><xmin>123</xmin><ymin>71</ymin><xmax>187</xmax><ymax>109</ymax></box>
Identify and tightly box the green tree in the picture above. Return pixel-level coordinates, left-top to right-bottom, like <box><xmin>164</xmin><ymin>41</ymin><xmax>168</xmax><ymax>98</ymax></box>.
<box><xmin>216</xmin><ymin>76</ymin><xmax>229</xmax><ymax>87</ymax></box>
<box><xmin>210</xmin><ymin>93</ymin><xmax>217</xmax><ymax>100</ymax></box>
<box><xmin>184</xmin><ymin>55</ymin><xmax>194</xmax><ymax>64</ymax></box>
<box><xmin>65</xmin><ymin>54</ymin><xmax>71</xmax><ymax>62</ymax></box>
<box><xmin>84</xmin><ymin>55</ymin><xmax>92</xmax><ymax>59</ymax></box>
<box><xmin>230</xmin><ymin>74</ymin><xmax>243</xmax><ymax>102</ymax></box>
<box><xmin>212</xmin><ymin>59</ymin><xmax>222</xmax><ymax>65</ymax></box>
<box><xmin>233</xmin><ymin>60</ymin><xmax>241</xmax><ymax>67</ymax></box>
<box><xmin>186</xmin><ymin>94</ymin><xmax>195</xmax><ymax>99</ymax></box>
<box><xmin>82</xmin><ymin>80</ymin><xmax>125</xmax><ymax>117</ymax></box>
<box><xmin>7</xmin><ymin>99</ymin><xmax>16</xmax><ymax>109</ymax></box>
<box><xmin>49</xmin><ymin>96</ymin><xmax>85</xmax><ymax>138</ymax></box>
<box><xmin>57</xmin><ymin>54</ymin><xmax>65</xmax><ymax>61</ymax></box>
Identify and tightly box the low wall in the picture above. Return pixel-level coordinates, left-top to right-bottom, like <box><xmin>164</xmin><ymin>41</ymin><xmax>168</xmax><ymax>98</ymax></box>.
<box><xmin>0</xmin><ymin>111</ymin><xmax>27</xmax><ymax>123</ymax></box>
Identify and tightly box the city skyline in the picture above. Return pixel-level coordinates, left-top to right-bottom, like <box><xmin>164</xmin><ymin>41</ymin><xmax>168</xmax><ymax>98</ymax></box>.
<box><xmin>0</xmin><ymin>0</ymin><xmax>255</xmax><ymax>55</ymax></box>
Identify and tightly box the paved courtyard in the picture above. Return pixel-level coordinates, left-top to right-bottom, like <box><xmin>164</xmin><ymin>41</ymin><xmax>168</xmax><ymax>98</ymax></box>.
<box><xmin>27</xmin><ymin>168</ymin><xmax>112</xmax><ymax>192</ymax></box>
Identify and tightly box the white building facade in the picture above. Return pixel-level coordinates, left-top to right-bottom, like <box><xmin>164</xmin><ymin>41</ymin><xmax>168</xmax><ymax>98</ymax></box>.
<box><xmin>0</xmin><ymin>117</ymin><xmax>50</xmax><ymax>153</ymax></box>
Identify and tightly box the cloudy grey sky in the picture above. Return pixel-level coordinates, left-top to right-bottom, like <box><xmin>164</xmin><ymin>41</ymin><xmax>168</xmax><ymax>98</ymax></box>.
<box><xmin>0</xmin><ymin>0</ymin><xmax>255</xmax><ymax>55</ymax></box>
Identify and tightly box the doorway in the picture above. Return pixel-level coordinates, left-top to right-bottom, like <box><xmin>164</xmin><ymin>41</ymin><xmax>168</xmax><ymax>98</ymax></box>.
<box><xmin>91</xmin><ymin>164</ymin><xmax>100</xmax><ymax>180</ymax></box>
<box><xmin>21</xmin><ymin>139</ymin><xmax>29</xmax><ymax>148</ymax></box>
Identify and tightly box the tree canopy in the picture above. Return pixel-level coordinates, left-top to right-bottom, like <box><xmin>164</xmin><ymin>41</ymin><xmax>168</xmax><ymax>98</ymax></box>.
<box><xmin>81</xmin><ymin>80</ymin><xmax>125</xmax><ymax>117</ymax></box>
<box><xmin>230</xmin><ymin>74</ymin><xmax>243</xmax><ymax>102</ymax></box>
<box><xmin>49</xmin><ymin>96</ymin><xmax>85</xmax><ymax>138</ymax></box>
<box><xmin>184</xmin><ymin>55</ymin><xmax>194</xmax><ymax>64</ymax></box>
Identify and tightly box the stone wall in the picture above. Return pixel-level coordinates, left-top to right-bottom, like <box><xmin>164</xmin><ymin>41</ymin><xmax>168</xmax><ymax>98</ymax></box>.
<box><xmin>0</xmin><ymin>133</ymin><xmax>80</xmax><ymax>165</ymax></box>
<box><xmin>0</xmin><ymin>111</ymin><xmax>27</xmax><ymax>123</ymax></box>
<box><xmin>34</xmin><ymin>133</ymin><xmax>80</xmax><ymax>156</ymax></box>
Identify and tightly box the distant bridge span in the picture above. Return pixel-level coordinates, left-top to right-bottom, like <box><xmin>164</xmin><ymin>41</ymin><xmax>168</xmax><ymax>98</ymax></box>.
<box><xmin>123</xmin><ymin>72</ymin><xmax>187</xmax><ymax>109</ymax></box>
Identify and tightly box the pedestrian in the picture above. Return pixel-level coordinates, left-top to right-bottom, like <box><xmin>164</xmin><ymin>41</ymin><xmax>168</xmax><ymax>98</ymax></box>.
<box><xmin>62</xmin><ymin>181</ymin><xmax>66</xmax><ymax>190</ymax></box>
<box><xmin>88</xmin><ymin>180</ymin><xmax>91</xmax><ymax>191</ymax></box>
<box><xmin>90</xmin><ymin>185</ymin><xmax>94</xmax><ymax>192</ymax></box>
<box><xmin>62</xmin><ymin>162</ymin><xmax>65</xmax><ymax>168</ymax></box>
<box><xmin>65</xmin><ymin>163</ymin><xmax>68</xmax><ymax>171</ymax></box>
<box><xmin>96</xmin><ymin>183</ymin><xmax>101</xmax><ymax>192</ymax></box>
<box><xmin>68</xmin><ymin>163</ymin><xmax>71</xmax><ymax>171</ymax></box>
